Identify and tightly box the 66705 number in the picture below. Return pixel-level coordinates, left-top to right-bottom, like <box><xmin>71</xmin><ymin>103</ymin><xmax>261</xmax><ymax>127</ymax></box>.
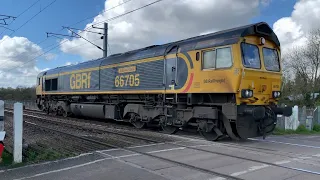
<box><xmin>115</xmin><ymin>74</ymin><xmax>140</xmax><ymax>87</ymax></box>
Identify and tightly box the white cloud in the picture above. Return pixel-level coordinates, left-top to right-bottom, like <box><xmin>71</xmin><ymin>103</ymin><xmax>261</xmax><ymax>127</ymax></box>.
<box><xmin>0</xmin><ymin>36</ymin><xmax>46</xmax><ymax>87</ymax></box>
<box><xmin>44</xmin><ymin>53</ymin><xmax>57</xmax><ymax>60</ymax></box>
<box><xmin>61</xmin><ymin>0</ymin><xmax>264</xmax><ymax>59</ymax></box>
<box><xmin>273</xmin><ymin>0</ymin><xmax>320</xmax><ymax>52</ymax></box>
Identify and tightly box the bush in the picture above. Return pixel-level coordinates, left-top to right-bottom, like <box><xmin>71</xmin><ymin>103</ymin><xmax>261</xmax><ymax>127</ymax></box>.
<box><xmin>295</xmin><ymin>124</ymin><xmax>309</xmax><ymax>133</ymax></box>
<box><xmin>313</xmin><ymin>124</ymin><xmax>320</xmax><ymax>132</ymax></box>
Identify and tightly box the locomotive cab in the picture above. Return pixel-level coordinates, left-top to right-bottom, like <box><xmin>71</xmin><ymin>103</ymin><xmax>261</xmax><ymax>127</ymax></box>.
<box><xmin>229</xmin><ymin>25</ymin><xmax>292</xmax><ymax>140</ymax></box>
<box><xmin>238</xmin><ymin>36</ymin><xmax>282</xmax><ymax>106</ymax></box>
<box><xmin>36</xmin><ymin>72</ymin><xmax>45</xmax><ymax>110</ymax></box>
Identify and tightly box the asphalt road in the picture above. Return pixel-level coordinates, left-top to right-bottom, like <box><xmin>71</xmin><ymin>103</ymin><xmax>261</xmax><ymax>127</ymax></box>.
<box><xmin>1</xmin><ymin>134</ymin><xmax>320</xmax><ymax>180</ymax></box>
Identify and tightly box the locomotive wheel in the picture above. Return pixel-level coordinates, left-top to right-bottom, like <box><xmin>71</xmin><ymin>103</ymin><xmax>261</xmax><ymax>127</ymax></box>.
<box><xmin>198</xmin><ymin>121</ymin><xmax>222</xmax><ymax>141</ymax></box>
<box><xmin>57</xmin><ymin>106</ymin><xmax>63</xmax><ymax>116</ymax></box>
<box><xmin>161</xmin><ymin>124</ymin><xmax>179</xmax><ymax>134</ymax></box>
<box><xmin>62</xmin><ymin>110</ymin><xmax>69</xmax><ymax>118</ymax></box>
<box><xmin>130</xmin><ymin>114</ymin><xmax>146</xmax><ymax>129</ymax></box>
<box><xmin>52</xmin><ymin>109</ymin><xmax>58</xmax><ymax>116</ymax></box>
<box><xmin>260</xmin><ymin>107</ymin><xmax>277</xmax><ymax>139</ymax></box>
<box><xmin>199</xmin><ymin>129</ymin><xmax>220</xmax><ymax>141</ymax></box>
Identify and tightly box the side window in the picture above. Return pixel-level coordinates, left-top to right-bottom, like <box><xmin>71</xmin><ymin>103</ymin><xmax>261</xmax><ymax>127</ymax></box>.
<box><xmin>202</xmin><ymin>47</ymin><xmax>233</xmax><ymax>70</ymax></box>
<box><xmin>51</xmin><ymin>78</ymin><xmax>58</xmax><ymax>91</ymax></box>
<box><xmin>216</xmin><ymin>47</ymin><xmax>232</xmax><ymax>68</ymax></box>
<box><xmin>38</xmin><ymin>78</ymin><xmax>41</xmax><ymax>85</ymax></box>
<box><xmin>45</xmin><ymin>80</ymin><xmax>51</xmax><ymax>91</ymax></box>
<box><xmin>202</xmin><ymin>50</ymin><xmax>215</xmax><ymax>69</ymax></box>
<box><xmin>44</xmin><ymin>78</ymin><xmax>58</xmax><ymax>91</ymax></box>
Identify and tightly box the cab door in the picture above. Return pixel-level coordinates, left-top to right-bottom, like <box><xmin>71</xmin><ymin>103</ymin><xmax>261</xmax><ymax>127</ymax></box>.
<box><xmin>36</xmin><ymin>76</ymin><xmax>43</xmax><ymax>95</ymax></box>
<box><xmin>42</xmin><ymin>72</ymin><xmax>47</xmax><ymax>93</ymax></box>
<box><xmin>165</xmin><ymin>45</ymin><xmax>179</xmax><ymax>91</ymax></box>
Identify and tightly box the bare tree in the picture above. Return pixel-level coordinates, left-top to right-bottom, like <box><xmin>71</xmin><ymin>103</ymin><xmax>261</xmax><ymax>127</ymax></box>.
<box><xmin>304</xmin><ymin>29</ymin><xmax>320</xmax><ymax>100</ymax></box>
<box><xmin>282</xmin><ymin>29</ymin><xmax>320</xmax><ymax>105</ymax></box>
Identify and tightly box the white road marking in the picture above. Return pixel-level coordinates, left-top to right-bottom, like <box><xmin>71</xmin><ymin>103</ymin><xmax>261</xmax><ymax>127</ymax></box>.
<box><xmin>128</xmin><ymin>143</ymin><xmax>165</xmax><ymax>149</ymax></box>
<box><xmin>0</xmin><ymin>152</ymin><xmax>93</xmax><ymax>173</ymax></box>
<box><xmin>313</xmin><ymin>154</ymin><xmax>320</xmax><ymax>157</ymax></box>
<box><xmin>299</xmin><ymin>156</ymin><xmax>312</xmax><ymax>159</ymax></box>
<box><xmin>13</xmin><ymin>157</ymin><xmax>111</xmax><ymax>180</ymax></box>
<box><xmin>13</xmin><ymin>153</ymin><xmax>144</xmax><ymax>180</ymax></box>
<box><xmin>170</xmin><ymin>139</ymin><xmax>202</xmax><ymax>143</ymax></box>
<box><xmin>147</xmin><ymin>147</ymin><xmax>186</xmax><ymax>154</ymax></box>
<box><xmin>110</xmin><ymin>153</ymin><xmax>140</xmax><ymax>158</ymax></box>
<box><xmin>99</xmin><ymin>147</ymin><xmax>186</xmax><ymax>157</ymax></box>
<box><xmin>249</xmin><ymin>138</ymin><xmax>320</xmax><ymax>149</ymax></box>
<box><xmin>231</xmin><ymin>164</ymin><xmax>270</xmax><ymax>177</ymax></box>
<box><xmin>99</xmin><ymin>150</ymin><xmax>225</xmax><ymax>180</ymax></box>
<box><xmin>96</xmin><ymin>148</ymin><xmax>119</xmax><ymax>153</ymax></box>
<box><xmin>208</xmin><ymin>177</ymin><xmax>226</xmax><ymax>180</ymax></box>
<box><xmin>189</xmin><ymin>144</ymin><xmax>214</xmax><ymax>148</ymax></box>
<box><xmin>291</xmin><ymin>158</ymin><xmax>300</xmax><ymax>161</ymax></box>
<box><xmin>274</xmin><ymin>160</ymin><xmax>291</xmax><ymax>165</ymax></box>
<box><xmin>249</xmin><ymin>164</ymin><xmax>270</xmax><ymax>171</ymax></box>
<box><xmin>231</xmin><ymin>170</ymin><xmax>248</xmax><ymax>176</ymax></box>
<box><xmin>96</xmin><ymin>151</ymin><xmax>141</xmax><ymax>159</ymax></box>
<box><xmin>100</xmin><ymin>152</ymin><xmax>188</xmax><ymax>180</ymax></box>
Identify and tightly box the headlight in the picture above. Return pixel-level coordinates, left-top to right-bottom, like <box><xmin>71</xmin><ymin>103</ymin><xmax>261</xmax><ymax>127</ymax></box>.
<box><xmin>241</xmin><ymin>89</ymin><xmax>253</xmax><ymax>98</ymax></box>
<box><xmin>273</xmin><ymin>91</ymin><xmax>281</xmax><ymax>98</ymax></box>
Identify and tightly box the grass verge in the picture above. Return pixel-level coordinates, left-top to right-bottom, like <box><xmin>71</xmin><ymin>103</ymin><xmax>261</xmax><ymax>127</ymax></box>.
<box><xmin>0</xmin><ymin>146</ymin><xmax>77</xmax><ymax>168</ymax></box>
<box><xmin>273</xmin><ymin>124</ymin><xmax>320</xmax><ymax>135</ymax></box>
<box><xmin>1</xmin><ymin>150</ymin><xmax>13</xmax><ymax>166</ymax></box>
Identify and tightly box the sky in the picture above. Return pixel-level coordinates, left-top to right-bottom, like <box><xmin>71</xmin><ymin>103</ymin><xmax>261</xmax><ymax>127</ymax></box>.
<box><xmin>0</xmin><ymin>0</ymin><xmax>318</xmax><ymax>87</ymax></box>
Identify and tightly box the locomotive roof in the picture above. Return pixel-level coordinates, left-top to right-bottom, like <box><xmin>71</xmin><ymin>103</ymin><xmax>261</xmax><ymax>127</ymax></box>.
<box><xmin>40</xmin><ymin>22</ymin><xmax>279</xmax><ymax>77</ymax></box>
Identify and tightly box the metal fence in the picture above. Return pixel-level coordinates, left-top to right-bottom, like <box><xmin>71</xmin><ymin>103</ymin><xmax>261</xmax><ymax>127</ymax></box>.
<box><xmin>276</xmin><ymin>105</ymin><xmax>319</xmax><ymax>130</ymax></box>
<box><xmin>4</xmin><ymin>100</ymin><xmax>38</xmax><ymax>110</ymax></box>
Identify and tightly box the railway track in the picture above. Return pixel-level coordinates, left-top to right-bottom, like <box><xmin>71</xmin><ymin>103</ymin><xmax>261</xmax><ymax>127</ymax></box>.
<box><xmin>24</xmin><ymin>121</ymin><xmax>114</xmax><ymax>153</ymax></box>
<box><xmin>7</xmin><ymin>109</ymin><xmax>320</xmax><ymax>157</ymax></box>
<box><xmin>5</xmin><ymin>108</ymin><xmax>320</xmax><ymax>177</ymax></box>
<box><xmin>5</xmin><ymin>108</ymin><xmax>173</xmax><ymax>143</ymax></box>
<box><xmin>4</xmin><ymin>108</ymin><xmax>241</xmax><ymax>180</ymax></box>
<box><xmin>13</xmin><ymin>108</ymin><xmax>320</xmax><ymax>160</ymax></box>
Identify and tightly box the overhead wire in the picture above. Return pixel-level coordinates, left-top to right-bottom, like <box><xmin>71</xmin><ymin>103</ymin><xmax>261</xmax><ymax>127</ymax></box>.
<box><xmin>0</xmin><ymin>0</ymin><xmax>58</xmax><ymax>69</ymax></box>
<box><xmin>68</xmin><ymin>0</ymin><xmax>134</xmax><ymax>27</ymax></box>
<box><xmin>0</xmin><ymin>0</ymin><xmax>58</xmax><ymax>45</ymax></box>
<box><xmin>37</xmin><ymin>0</ymin><xmax>135</xmax><ymax>50</ymax></box>
<box><xmin>48</xmin><ymin>0</ymin><xmax>166</xmax><ymax>56</ymax></box>
<box><xmin>0</xmin><ymin>0</ymin><xmax>166</xmax><ymax>77</ymax></box>
<box><xmin>86</xmin><ymin>0</ymin><xmax>165</xmax><ymax>30</ymax></box>
<box><xmin>0</xmin><ymin>37</ymin><xmax>103</xmax><ymax>77</ymax></box>
<box><xmin>0</xmin><ymin>0</ymin><xmax>41</xmax><ymax>37</ymax></box>
<box><xmin>0</xmin><ymin>0</ymin><xmax>133</xmax><ymax>68</ymax></box>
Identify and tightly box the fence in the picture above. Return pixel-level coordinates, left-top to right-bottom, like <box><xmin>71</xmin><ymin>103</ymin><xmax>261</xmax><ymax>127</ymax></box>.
<box><xmin>277</xmin><ymin>105</ymin><xmax>320</xmax><ymax>130</ymax></box>
<box><xmin>4</xmin><ymin>100</ymin><xmax>38</xmax><ymax>110</ymax></box>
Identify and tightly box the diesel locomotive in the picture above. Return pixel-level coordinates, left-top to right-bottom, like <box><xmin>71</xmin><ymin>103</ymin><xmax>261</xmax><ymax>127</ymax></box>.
<box><xmin>36</xmin><ymin>22</ymin><xmax>292</xmax><ymax>141</ymax></box>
